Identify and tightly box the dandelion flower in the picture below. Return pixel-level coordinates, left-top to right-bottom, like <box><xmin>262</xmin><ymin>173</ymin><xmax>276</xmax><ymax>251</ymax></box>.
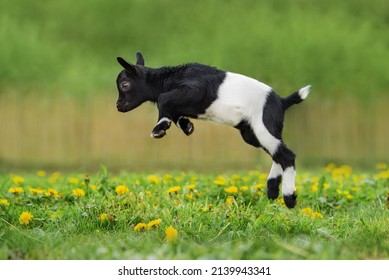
<box><xmin>8</xmin><ymin>187</ymin><xmax>24</xmax><ymax>194</ymax></box>
<box><xmin>376</xmin><ymin>163</ymin><xmax>388</xmax><ymax>170</ymax></box>
<box><xmin>72</xmin><ymin>188</ymin><xmax>85</xmax><ymax>197</ymax></box>
<box><xmin>0</xmin><ymin>199</ymin><xmax>10</xmax><ymax>206</ymax></box>
<box><xmin>69</xmin><ymin>177</ymin><xmax>79</xmax><ymax>185</ymax></box>
<box><xmin>147</xmin><ymin>175</ymin><xmax>160</xmax><ymax>184</ymax></box>
<box><xmin>12</xmin><ymin>176</ymin><xmax>25</xmax><ymax>185</ymax></box>
<box><xmin>29</xmin><ymin>188</ymin><xmax>44</xmax><ymax>195</ymax></box>
<box><xmin>134</xmin><ymin>222</ymin><xmax>147</xmax><ymax>232</ymax></box>
<box><xmin>240</xmin><ymin>186</ymin><xmax>249</xmax><ymax>192</ymax></box>
<box><xmin>19</xmin><ymin>211</ymin><xmax>33</xmax><ymax>225</ymax></box>
<box><xmin>167</xmin><ymin>186</ymin><xmax>180</xmax><ymax>195</ymax></box>
<box><xmin>165</xmin><ymin>226</ymin><xmax>178</xmax><ymax>243</ymax></box>
<box><xmin>45</xmin><ymin>188</ymin><xmax>59</xmax><ymax>198</ymax></box>
<box><xmin>115</xmin><ymin>185</ymin><xmax>129</xmax><ymax>195</ymax></box>
<box><xmin>100</xmin><ymin>213</ymin><xmax>108</xmax><ymax>222</ymax></box>
<box><xmin>312</xmin><ymin>212</ymin><xmax>323</xmax><ymax>219</ymax></box>
<box><xmin>147</xmin><ymin>219</ymin><xmax>161</xmax><ymax>228</ymax></box>
<box><xmin>302</xmin><ymin>207</ymin><xmax>313</xmax><ymax>216</ymax></box>
<box><xmin>213</xmin><ymin>176</ymin><xmax>227</xmax><ymax>185</ymax></box>
<box><xmin>224</xmin><ymin>186</ymin><xmax>238</xmax><ymax>194</ymax></box>
<box><xmin>187</xmin><ymin>184</ymin><xmax>196</xmax><ymax>191</ymax></box>
<box><xmin>226</xmin><ymin>196</ymin><xmax>235</xmax><ymax>206</ymax></box>
<box><xmin>311</xmin><ymin>184</ymin><xmax>318</xmax><ymax>192</ymax></box>
<box><xmin>36</xmin><ymin>170</ymin><xmax>46</xmax><ymax>177</ymax></box>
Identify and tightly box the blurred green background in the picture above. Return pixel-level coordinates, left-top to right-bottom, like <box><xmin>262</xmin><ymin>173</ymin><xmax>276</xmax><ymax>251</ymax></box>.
<box><xmin>0</xmin><ymin>0</ymin><xmax>388</xmax><ymax>172</ymax></box>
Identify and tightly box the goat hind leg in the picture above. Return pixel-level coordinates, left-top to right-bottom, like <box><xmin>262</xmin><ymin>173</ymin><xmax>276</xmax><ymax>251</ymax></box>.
<box><xmin>272</xmin><ymin>144</ymin><xmax>297</xmax><ymax>208</ymax></box>
<box><xmin>267</xmin><ymin>162</ymin><xmax>283</xmax><ymax>200</ymax></box>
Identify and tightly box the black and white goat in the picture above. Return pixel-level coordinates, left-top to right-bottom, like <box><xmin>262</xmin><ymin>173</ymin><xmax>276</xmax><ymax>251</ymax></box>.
<box><xmin>116</xmin><ymin>52</ymin><xmax>311</xmax><ymax>208</ymax></box>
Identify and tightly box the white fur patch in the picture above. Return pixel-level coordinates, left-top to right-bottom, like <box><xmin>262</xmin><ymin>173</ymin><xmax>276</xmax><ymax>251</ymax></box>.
<box><xmin>156</xmin><ymin>117</ymin><xmax>171</xmax><ymax>126</ymax></box>
<box><xmin>268</xmin><ymin>162</ymin><xmax>283</xmax><ymax>180</ymax></box>
<box><xmin>282</xmin><ymin>166</ymin><xmax>296</xmax><ymax>196</ymax></box>
<box><xmin>198</xmin><ymin>72</ymin><xmax>281</xmax><ymax>155</ymax></box>
<box><xmin>198</xmin><ymin>72</ymin><xmax>272</xmax><ymax>126</ymax></box>
<box><xmin>298</xmin><ymin>85</ymin><xmax>312</xmax><ymax>100</ymax></box>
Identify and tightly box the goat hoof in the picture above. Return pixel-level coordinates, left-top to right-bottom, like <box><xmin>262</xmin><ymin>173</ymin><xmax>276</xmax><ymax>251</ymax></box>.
<box><xmin>184</xmin><ymin>122</ymin><xmax>194</xmax><ymax>136</ymax></box>
<box><xmin>283</xmin><ymin>194</ymin><xmax>297</xmax><ymax>209</ymax></box>
<box><xmin>151</xmin><ymin>130</ymin><xmax>166</xmax><ymax>139</ymax></box>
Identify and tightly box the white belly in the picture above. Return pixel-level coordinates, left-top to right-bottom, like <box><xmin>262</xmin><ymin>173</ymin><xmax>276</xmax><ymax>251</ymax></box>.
<box><xmin>198</xmin><ymin>72</ymin><xmax>272</xmax><ymax>126</ymax></box>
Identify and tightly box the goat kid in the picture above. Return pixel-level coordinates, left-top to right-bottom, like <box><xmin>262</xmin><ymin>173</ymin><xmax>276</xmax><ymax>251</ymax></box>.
<box><xmin>116</xmin><ymin>52</ymin><xmax>311</xmax><ymax>208</ymax></box>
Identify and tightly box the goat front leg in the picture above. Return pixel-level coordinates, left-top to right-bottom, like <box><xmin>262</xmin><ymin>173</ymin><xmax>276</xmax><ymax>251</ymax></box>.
<box><xmin>176</xmin><ymin>116</ymin><xmax>194</xmax><ymax>136</ymax></box>
<box><xmin>151</xmin><ymin>88</ymin><xmax>199</xmax><ymax>138</ymax></box>
<box><xmin>151</xmin><ymin>116</ymin><xmax>172</xmax><ymax>138</ymax></box>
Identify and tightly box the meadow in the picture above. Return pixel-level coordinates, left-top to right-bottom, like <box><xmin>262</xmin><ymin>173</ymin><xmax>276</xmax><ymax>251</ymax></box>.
<box><xmin>0</xmin><ymin>163</ymin><xmax>388</xmax><ymax>259</ymax></box>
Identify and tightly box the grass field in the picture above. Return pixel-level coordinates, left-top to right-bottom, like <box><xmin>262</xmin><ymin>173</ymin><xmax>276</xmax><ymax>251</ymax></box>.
<box><xmin>1</xmin><ymin>164</ymin><xmax>388</xmax><ymax>259</ymax></box>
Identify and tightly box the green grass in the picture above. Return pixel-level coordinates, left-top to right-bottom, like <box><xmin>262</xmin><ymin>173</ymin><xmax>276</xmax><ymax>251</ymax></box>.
<box><xmin>1</xmin><ymin>164</ymin><xmax>388</xmax><ymax>259</ymax></box>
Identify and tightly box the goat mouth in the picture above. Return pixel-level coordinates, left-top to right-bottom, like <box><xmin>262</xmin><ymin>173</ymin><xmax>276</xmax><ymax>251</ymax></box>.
<box><xmin>116</xmin><ymin>102</ymin><xmax>130</xmax><ymax>112</ymax></box>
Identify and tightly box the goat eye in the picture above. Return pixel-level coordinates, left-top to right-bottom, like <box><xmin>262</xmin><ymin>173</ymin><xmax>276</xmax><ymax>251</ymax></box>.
<box><xmin>121</xmin><ymin>81</ymin><xmax>130</xmax><ymax>89</ymax></box>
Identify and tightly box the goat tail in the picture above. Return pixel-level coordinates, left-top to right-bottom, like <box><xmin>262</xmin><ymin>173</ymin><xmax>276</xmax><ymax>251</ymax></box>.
<box><xmin>282</xmin><ymin>85</ymin><xmax>312</xmax><ymax>111</ymax></box>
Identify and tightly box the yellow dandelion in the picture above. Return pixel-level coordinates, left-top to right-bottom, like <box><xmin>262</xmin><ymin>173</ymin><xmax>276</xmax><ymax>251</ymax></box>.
<box><xmin>36</xmin><ymin>170</ymin><xmax>46</xmax><ymax>177</ymax></box>
<box><xmin>224</xmin><ymin>186</ymin><xmax>238</xmax><ymax>194</ymax></box>
<box><xmin>165</xmin><ymin>226</ymin><xmax>178</xmax><ymax>243</ymax></box>
<box><xmin>254</xmin><ymin>183</ymin><xmax>265</xmax><ymax>190</ymax></box>
<box><xmin>323</xmin><ymin>183</ymin><xmax>330</xmax><ymax>190</ymax></box>
<box><xmin>162</xmin><ymin>173</ymin><xmax>173</xmax><ymax>184</ymax></box>
<box><xmin>100</xmin><ymin>213</ymin><xmax>108</xmax><ymax>222</ymax></box>
<box><xmin>0</xmin><ymin>199</ymin><xmax>10</xmax><ymax>206</ymax></box>
<box><xmin>324</xmin><ymin>163</ymin><xmax>336</xmax><ymax>172</ymax></box>
<box><xmin>311</xmin><ymin>184</ymin><xmax>318</xmax><ymax>192</ymax></box>
<box><xmin>167</xmin><ymin>186</ymin><xmax>180</xmax><ymax>195</ymax></box>
<box><xmin>202</xmin><ymin>204</ymin><xmax>213</xmax><ymax>211</ymax></box>
<box><xmin>187</xmin><ymin>184</ymin><xmax>196</xmax><ymax>191</ymax></box>
<box><xmin>45</xmin><ymin>188</ymin><xmax>59</xmax><ymax>198</ymax></box>
<box><xmin>346</xmin><ymin>194</ymin><xmax>353</xmax><ymax>200</ymax></box>
<box><xmin>185</xmin><ymin>193</ymin><xmax>193</xmax><ymax>200</ymax></box>
<box><xmin>240</xmin><ymin>186</ymin><xmax>249</xmax><ymax>192</ymax></box>
<box><xmin>312</xmin><ymin>212</ymin><xmax>324</xmax><ymax>219</ymax></box>
<box><xmin>19</xmin><ymin>211</ymin><xmax>33</xmax><ymax>225</ymax></box>
<box><xmin>8</xmin><ymin>187</ymin><xmax>24</xmax><ymax>194</ymax></box>
<box><xmin>69</xmin><ymin>178</ymin><xmax>79</xmax><ymax>185</ymax></box>
<box><xmin>49</xmin><ymin>172</ymin><xmax>61</xmax><ymax>183</ymax></box>
<box><xmin>147</xmin><ymin>175</ymin><xmax>160</xmax><ymax>184</ymax></box>
<box><xmin>375</xmin><ymin>170</ymin><xmax>389</xmax><ymax>180</ymax></box>
<box><xmin>72</xmin><ymin>188</ymin><xmax>85</xmax><ymax>197</ymax></box>
<box><xmin>376</xmin><ymin>163</ymin><xmax>388</xmax><ymax>170</ymax></box>
<box><xmin>226</xmin><ymin>196</ymin><xmax>235</xmax><ymax>206</ymax></box>
<box><xmin>259</xmin><ymin>173</ymin><xmax>268</xmax><ymax>181</ymax></box>
<box><xmin>12</xmin><ymin>176</ymin><xmax>25</xmax><ymax>185</ymax></box>
<box><xmin>147</xmin><ymin>219</ymin><xmax>161</xmax><ymax>228</ymax></box>
<box><xmin>134</xmin><ymin>222</ymin><xmax>147</xmax><ymax>232</ymax></box>
<box><xmin>115</xmin><ymin>185</ymin><xmax>129</xmax><ymax>195</ymax></box>
<box><xmin>29</xmin><ymin>188</ymin><xmax>44</xmax><ymax>195</ymax></box>
<box><xmin>302</xmin><ymin>207</ymin><xmax>313</xmax><ymax>215</ymax></box>
<box><xmin>213</xmin><ymin>176</ymin><xmax>227</xmax><ymax>185</ymax></box>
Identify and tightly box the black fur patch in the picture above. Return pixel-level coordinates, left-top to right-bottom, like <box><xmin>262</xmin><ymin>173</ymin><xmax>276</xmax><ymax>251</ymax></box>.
<box><xmin>283</xmin><ymin>193</ymin><xmax>297</xmax><ymax>209</ymax></box>
<box><xmin>267</xmin><ymin>175</ymin><xmax>281</xmax><ymax>199</ymax></box>
<box><xmin>235</xmin><ymin>120</ymin><xmax>260</xmax><ymax>148</ymax></box>
<box><xmin>262</xmin><ymin>90</ymin><xmax>284</xmax><ymax>139</ymax></box>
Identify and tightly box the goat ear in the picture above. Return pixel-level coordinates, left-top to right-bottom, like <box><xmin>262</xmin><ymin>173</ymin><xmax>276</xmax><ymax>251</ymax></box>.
<box><xmin>136</xmin><ymin>51</ymin><xmax>145</xmax><ymax>66</ymax></box>
<box><xmin>117</xmin><ymin>57</ymin><xmax>138</xmax><ymax>76</ymax></box>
